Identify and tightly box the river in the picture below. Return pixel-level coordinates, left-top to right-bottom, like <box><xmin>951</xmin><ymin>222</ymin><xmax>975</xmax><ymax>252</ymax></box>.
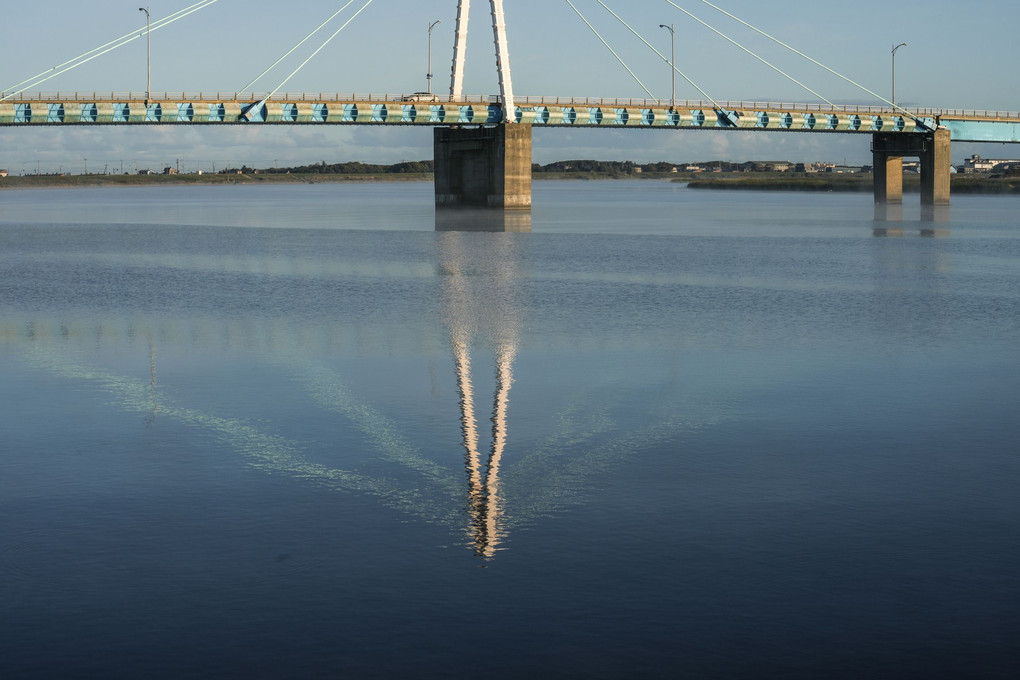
<box><xmin>2</xmin><ymin>181</ymin><xmax>1018</xmax><ymax>678</ymax></box>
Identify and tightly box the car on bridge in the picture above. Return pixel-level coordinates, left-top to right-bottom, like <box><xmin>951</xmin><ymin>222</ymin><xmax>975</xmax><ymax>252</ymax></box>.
<box><xmin>402</xmin><ymin>92</ymin><xmax>440</xmax><ymax>103</ymax></box>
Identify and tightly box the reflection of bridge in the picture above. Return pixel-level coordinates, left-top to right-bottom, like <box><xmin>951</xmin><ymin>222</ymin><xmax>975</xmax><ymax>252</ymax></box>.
<box><xmin>3</xmin><ymin>0</ymin><xmax>1020</xmax><ymax>210</ymax></box>
<box><xmin>6</xmin><ymin>215</ymin><xmax>766</xmax><ymax>560</ymax></box>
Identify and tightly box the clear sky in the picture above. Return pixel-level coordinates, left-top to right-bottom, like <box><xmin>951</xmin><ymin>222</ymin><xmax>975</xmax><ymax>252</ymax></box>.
<box><xmin>2</xmin><ymin>0</ymin><xmax>1018</xmax><ymax>174</ymax></box>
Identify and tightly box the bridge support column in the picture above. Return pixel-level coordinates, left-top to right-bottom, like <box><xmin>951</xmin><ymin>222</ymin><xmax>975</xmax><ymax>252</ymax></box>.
<box><xmin>874</xmin><ymin>155</ymin><xmax>904</xmax><ymax>204</ymax></box>
<box><xmin>920</xmin><ymin>128</ymin><xmax>952</xmax><ymax>206</ymax></box>
<box><xmin>872</xmin><ymin>129</ymin><xmax>952</xmax><ymax>206</ymax></box>
<box><xmin>434</xmin><ymin>124</ymin><xmax>532</xmax><ymax>210</ymax></box>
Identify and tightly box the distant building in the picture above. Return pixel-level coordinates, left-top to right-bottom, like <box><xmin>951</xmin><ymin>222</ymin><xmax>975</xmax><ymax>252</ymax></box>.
<box><xmin>961</xmin><ymin>154</ymin><xmax>1020</xmax><ymax>173</ymax></box>
<box><xmin>163</xmin><ymin>167</ymin><xmax>178</xmax><ymax>175</ymax></box>
<box><xmin>0</xmin><ymin>169</ymin><xmax>8</xmax><ymax>178</ymax></box>
<box><xmin>738</xmin><ymin>161</ymin><xmax>793</xmax><ymax>172</ymax></box>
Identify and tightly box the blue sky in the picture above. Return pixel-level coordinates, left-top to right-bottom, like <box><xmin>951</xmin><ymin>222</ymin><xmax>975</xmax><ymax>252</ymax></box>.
<box><xmin>2</xmin><ymin>0</ymin><xmax>1018</xmax><ymax>174</ymax></box>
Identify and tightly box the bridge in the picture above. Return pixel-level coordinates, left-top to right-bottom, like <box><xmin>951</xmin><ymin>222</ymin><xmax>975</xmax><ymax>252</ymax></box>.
<box><xmin>3</xmin><ymin>0</ymin><xmax>1020</xmax><ymax>210</ymax></box>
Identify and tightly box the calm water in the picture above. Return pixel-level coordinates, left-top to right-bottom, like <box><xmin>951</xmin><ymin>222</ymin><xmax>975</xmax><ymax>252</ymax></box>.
<box><xmin>1</xmin><ymin>181</ymin><xmax>1018</xmax><ymax>678</ymax></box>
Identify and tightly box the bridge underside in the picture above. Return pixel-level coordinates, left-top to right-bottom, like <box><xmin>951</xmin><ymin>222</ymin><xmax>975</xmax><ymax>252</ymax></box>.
<box><xmin>873</xmin><ymin>128</ymin><xmax>952</xmax><ymax>206</ymax></box>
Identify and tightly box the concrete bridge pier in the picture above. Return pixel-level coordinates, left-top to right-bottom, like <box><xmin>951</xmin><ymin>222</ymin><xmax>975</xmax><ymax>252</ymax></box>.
<box><xmin>434</xmin><ymin>124</ymin><xmax>533</xmax><ymax>210</ymax></box>
<box><xmin>873</xmin><ymin>128</ymin><xmax>952</xmax><ymax>206</ymax></box>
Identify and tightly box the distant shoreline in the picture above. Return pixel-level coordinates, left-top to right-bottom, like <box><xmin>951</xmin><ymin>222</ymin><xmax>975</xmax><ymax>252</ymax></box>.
<box><xmin>3</xmin><ymin>171</ymin><xmax>1018</xmax><ymax>194</ymax></box>
<box><xmin>0</xmin><ymin>172</ymin><xmax>669</xmax><ymax>189</ymax></box>
<box><xmin>682</xmin><ymin>174</ymin><xmax>1020</xmax><ymax>194</ymax></box>
<box><xmin>0</xmin><ymin>173</ymin><xmax>433</xmax><ymax>190</ymax></box>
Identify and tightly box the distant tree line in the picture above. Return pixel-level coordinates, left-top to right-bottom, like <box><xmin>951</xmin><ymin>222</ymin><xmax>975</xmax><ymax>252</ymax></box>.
<box><xmin>533</xmin><ymin>159</ymin><xmax>743</xmax><ymax>174</ymax></box>
<box><xmin>533</xmin><ymin>160</ymin><xmax>637</xmax><ymax>174</ymax></box>
<box><xmin>219</xmin><ymin>160</ymin><xmax>435</xmax><ymax>175</ymax></box>
<box><xmin>214</xmin><ymin>158</ymin><xmax>789</xmax><ymax>177</ymax></box>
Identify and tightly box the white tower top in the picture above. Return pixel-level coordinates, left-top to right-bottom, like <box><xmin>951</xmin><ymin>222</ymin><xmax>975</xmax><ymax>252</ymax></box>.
<box><xmin>449</xmin><ymin>0</ymin><xmax>517</xmax><ymax>123</ymax></box>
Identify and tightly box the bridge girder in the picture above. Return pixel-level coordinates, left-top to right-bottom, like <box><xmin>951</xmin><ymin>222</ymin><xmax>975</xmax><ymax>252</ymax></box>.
<box><xmin>4</xmin><ymin>95</ymin><xmax>993</xmax><ymax>137</ymax></box>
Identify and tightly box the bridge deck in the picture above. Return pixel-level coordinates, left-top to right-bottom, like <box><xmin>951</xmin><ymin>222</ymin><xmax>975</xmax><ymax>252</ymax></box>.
<box><xmin>3</xmin><ymin>92</ymin><xmax>1018</xmax><ymax>141</ymax></box>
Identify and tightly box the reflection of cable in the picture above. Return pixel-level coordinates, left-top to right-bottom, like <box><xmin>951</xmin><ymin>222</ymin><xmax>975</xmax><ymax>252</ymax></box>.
<box><xmin>21</xmin><ymin>346</ymin><xmax>460</xmax><ymax>527</ymax></box>
<box><xmin>291</xmin><ymin>360</ymin><xmax>461</xmax><ymax>497</ymax></box>
<box><xmin>19</xmin><ymin>327</ymin><xmax>725</xmax><ymax>553</ymax></box>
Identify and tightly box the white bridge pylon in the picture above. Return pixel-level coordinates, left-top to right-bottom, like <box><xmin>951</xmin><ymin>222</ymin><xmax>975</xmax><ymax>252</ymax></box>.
<box><xmin>450</xmin><ymin>0</ymin><xmax>516</xmax><ymax>123</ymax></box>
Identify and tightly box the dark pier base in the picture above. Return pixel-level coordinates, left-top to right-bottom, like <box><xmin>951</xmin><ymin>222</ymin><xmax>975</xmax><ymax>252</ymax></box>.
<box><xmin>434</xmin><ymin>124</ymin><xmax>533</xmax><ymax>210</ymax></box>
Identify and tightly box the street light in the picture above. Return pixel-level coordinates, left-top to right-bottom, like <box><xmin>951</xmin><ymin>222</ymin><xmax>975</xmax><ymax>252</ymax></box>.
<box><xmin>139</xmin><ymin>7</ymin><xmax>151</xmax><ymax>104</ymax></box>
<box><xmin>659</xmin><ymin>24</ymin><xmax>675</xmax><ymax>109</ymax></box>
<box><xmin>891</xmin><ymin>42</ymin><xmax>907</xmax><ymax>107</ymax></box>
<box><xmin>427</xmin><ymin>20</ymin><xmax>442</xmax><ymax>95</ymax></box>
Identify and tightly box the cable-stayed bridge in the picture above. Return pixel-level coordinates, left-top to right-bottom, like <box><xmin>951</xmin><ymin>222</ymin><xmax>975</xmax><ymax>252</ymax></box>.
<box><xmin>3</xmin><ymin>0</ymin><xmax>1019</xmax><ymax>210</ymax></box>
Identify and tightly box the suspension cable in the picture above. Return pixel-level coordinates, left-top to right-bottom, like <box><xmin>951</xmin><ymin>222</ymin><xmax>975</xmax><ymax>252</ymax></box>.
<box><xmin>664</xmin><ymin>0</ymin><xmax>834</xmax><ymax>107</ymax></box>
<box><xmin>1</xmin><ymin>0</ymin><xmax>219</xmax><ymax>101</ymax></box>
<box><xmin>259</xmin><ymin>0</ymin><xmax>376</xmax><ymax>103</ymax></box>
<box><xmin>697</xmin><ymin>0</ymin><xmax>920</xmax><ymax>120</ymax></box>
<box><xmin>238</xmin><ymin>0</ymin><xmax>358</xmax><ymax>93</ymax></box>
<box><xmin>596</xmin><ymin>1</ymin><xmax>720</xmax><ymax>109</ymax></box>
<box><xmin>565</xmin><ymin>0</ymin><xmax>654</xmax><ymax>100</ymax></box>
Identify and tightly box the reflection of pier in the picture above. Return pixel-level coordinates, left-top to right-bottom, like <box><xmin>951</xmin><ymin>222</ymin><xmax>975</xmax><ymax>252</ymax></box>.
<box><xmin>436</xmin><ymin>209</ymin><xmax>532</xmax><ymax>233</ymax></box>
<box><xmin>873</xmin><ymin>202</ymin><xmax>951</xmax><ymax>237</ymax></box>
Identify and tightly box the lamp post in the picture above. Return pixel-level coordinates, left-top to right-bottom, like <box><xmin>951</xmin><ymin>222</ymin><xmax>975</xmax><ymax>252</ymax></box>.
<box><xmin>659</xmin><ymin>24</ymin><xmax>675</xmax><ymax>109</ymax></box>
<box><xmin>891</xmin><ymin>42</ymin><xmax>906</xmax><ymax>107</ymax></box>
<box><xmin>139</xmin><ymin>7</ymin><xmax>151</xmax><ymax>104</ymax></box>
<box><xmin>427</xmin><ymin>20</ymin><xmax>442</xmax><ymax>95</ymax></box>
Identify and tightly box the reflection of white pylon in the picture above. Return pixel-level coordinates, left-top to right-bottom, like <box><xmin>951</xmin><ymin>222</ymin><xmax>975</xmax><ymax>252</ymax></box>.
<box><xmin>453</xmin><ymin>331</ymin><xmax>515</xmax><ymax>559</ymax></box>
<box><xmin>443</xmin><ymin>233</ymin><xmax>519</xmax><ymax>559</ymax></box>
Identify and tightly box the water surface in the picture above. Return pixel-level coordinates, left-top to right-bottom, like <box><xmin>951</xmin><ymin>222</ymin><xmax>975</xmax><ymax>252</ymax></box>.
<box><xmin>2</xmin><ymin>182</ymin><xmax>1018</xmax><ymax>678</ymax></box>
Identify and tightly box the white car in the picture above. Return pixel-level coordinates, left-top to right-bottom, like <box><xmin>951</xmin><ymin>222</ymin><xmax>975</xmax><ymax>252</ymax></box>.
<box><xmin>402</xmin><ymin>92</ymin><xmax>440</xmax><ymax>103</ymax></box>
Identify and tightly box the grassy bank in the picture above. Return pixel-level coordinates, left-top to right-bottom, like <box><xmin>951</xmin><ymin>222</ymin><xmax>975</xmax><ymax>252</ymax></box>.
<box><xmin>4</xmin><ymin>170</ymin><xmax>1019</xmax><ymax>194</ymax></box>
<box><xmin>681</xmin><ymin>173</ymin><xmax>1020</xmax><ymax>194</ymax></box>
<box><xmin>0</xmin><ymin>172</ymin><xmax>432</xmax><ymax>190</ymax></box>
